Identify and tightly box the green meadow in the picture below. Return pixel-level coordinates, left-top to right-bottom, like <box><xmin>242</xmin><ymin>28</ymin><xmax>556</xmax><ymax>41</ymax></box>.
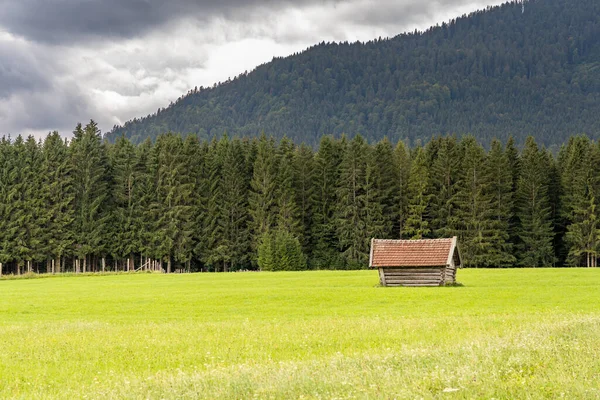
<box><xmin>0</xmin><ymin>269</ymin><xmax>599</xmax><ymax>399</ymax></box>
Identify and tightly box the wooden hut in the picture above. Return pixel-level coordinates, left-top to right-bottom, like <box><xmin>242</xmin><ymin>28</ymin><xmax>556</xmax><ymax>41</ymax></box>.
<box><xmin>369</xmin><ymin>237</ymin><xmax>461</xmax><ymax>287</ymax></box>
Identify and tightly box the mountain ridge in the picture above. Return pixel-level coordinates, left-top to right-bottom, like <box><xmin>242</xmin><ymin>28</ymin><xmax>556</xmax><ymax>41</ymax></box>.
<box><xmin>106</xmin><ymin>0</ymin><xmax>600</xmax><ymax>148</ymax></box>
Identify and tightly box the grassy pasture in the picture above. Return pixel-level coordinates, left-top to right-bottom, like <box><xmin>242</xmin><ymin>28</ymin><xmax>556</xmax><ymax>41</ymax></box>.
<box><xmin>0</xmin><ymin>269</ymin><xmax>599</xmax><ymax>399</ymax></box>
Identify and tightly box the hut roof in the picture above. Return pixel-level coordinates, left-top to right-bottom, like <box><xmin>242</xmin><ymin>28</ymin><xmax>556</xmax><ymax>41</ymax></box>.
<box><xmin>369</xmin><ymin>237</ymin><xmax>459</xmax><ymax>268</ymax></box>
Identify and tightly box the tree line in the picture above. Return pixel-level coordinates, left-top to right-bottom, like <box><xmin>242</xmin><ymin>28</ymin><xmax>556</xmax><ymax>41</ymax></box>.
<box><xmin>1</xmin><ymin>121</ymin><xmax>599</xmax><ymax>275</ymax></box>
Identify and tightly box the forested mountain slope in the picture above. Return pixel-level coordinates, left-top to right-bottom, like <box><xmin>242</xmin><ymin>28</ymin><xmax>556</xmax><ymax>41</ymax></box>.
<box><xmin>107</xmin><ymin>0</ymin><xmax>600</xmax><ymax>147</ymax></box>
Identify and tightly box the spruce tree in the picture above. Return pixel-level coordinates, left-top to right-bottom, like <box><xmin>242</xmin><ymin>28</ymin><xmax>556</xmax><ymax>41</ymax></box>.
<box><xmin>311</xmin><ymin>136</ymin><xmax>343</xmax><ymax>269</ymax></box>
<box><xmin>276</xmin><ymin>137</ymin><xmax>301</xmax><ymax>237</ymax></box>
<box><xmin>404</xmin><ymin>147</ymin><xmax>431</xmax><ymax>239</ymax></box>
<box><xmin>274</xmin><ymin>229</ymin><xmax>307</xmax><ymax>271</ymax></box>
<box><xmin>515</xmin><ymin>137</ymin><xmax>555</xmax><ymax>267</ymax></box>
<box><xmin>371</xmin><ymin>138</ymin><xmax>399</xmax><ymax>238</ymax></box>
<box><xmin>41</xmin><ymin>132</ymin><xmax>75</xmax><ymax>273</ymax></box>
<box><xmin>20</xmin><ymin>136</ymin><xmax>45</xmax><ymax>272</ymax></box>
<box><xmin>293</xmin><ymin>144</ymin><xmax>315</xmax><ymax>257</ymax></box>
<box><xmin>248</xmin><ymin>133</ymin><xmax>278</xmax><ymax>253</ymax></box>
<box><xmin>151</xmin><ymin>134</ymin><xmax>196</xmax><ymax>273</ymax></box>
<box><xmin>109</xmin><ymin>136</ymin><xmax>139</xmax><ymax>270</ymax></box>
<box><xmin>429</xmin><ymin>136</ymin><xmax>460</xmax><ymax>238</ymax></box>
<box><xmin>394</xmin><ymin>141</ymin><xmax>411</xmax><ymax>238</ymax></box>
<box><xmin>0</xmin><ymin>136</ymin><xmax>17</xmax><ymax>274</ymax></box>
<box><xmin>364</xmin><ymin>145</ymin><xmax>386</xmax><ymax>244</ymax></box>
<box><xmin>561</xmin><ymin>136</ymin><xmax>599</xmax><ymax>267</ymax></box>
<box><xmin>134</xmin><ymin>138</ymin><xmax>155</xmax><ymax>271</ymax></box>
<box><xmin>197</xmin><ymin>137</ymin><xmax>224</xmax><ymax>270</ymax></box>
<box><xmin>505</xmin><ymin>136</ymin><xmax>521</xmax><ymax>258</ymax></box>
<box><xmin>257</xmin><ymin>231</ymin><xmax>276</xmax><ymax>271</ymax></box>
<box><xmin>71</xmin><ymin>121</ymin><xmax>111</xmax><ymax>272</ymax></box>
<box><xmin>453</xmin><ymin>137</ymin><xmax>493</xmax><ymax>268</ymax></box>
<box><xmin>219</xmin><ymin>137</ymin><xmax>251</xmax><ymax>270</ymax></box>
<box><xmin>336</xmin><ymin>135</ymin><xmax>370</xmax><ymax>267</ymax></box>
<box><xmin>483</xmin><ymin>139</ymin><xmax>516</xmax><ymax>267</ymax></box>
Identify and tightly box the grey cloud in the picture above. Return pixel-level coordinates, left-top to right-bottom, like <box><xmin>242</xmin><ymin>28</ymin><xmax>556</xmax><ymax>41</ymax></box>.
<box><xmin>0</xmin><ymin>42</ymin><xmax>51</xmax><ymax>98</ymax></box>
<box><xmin>0</xmin><ymin>38</ymin><xmax>93</xmax><ymax>135</ymax></box>
<box><xmin>326</xmin><ymin>0</ymin><xmax>504</xmax><ymax>33</ymax></box>
<box><xmin>0</xmin><ymin>0</ymin><xmax>339</xmax><ymax>44</ymax></box>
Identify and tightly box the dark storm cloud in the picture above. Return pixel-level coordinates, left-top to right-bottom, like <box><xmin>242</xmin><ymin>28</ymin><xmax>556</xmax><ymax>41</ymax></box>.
<box><xmin>0</xmin><ymin>41</ymin><xmax>50</xmax><ymax>98</ymax></box>
<box><xmin>0</xmin><ymin>0</ymin><xmax>339</xmax><ymax>44</ymax></box>
<box><xmin>0</xmin><ymin>0</ymin><xmax>488</xmax><ymax>44</ymax></box>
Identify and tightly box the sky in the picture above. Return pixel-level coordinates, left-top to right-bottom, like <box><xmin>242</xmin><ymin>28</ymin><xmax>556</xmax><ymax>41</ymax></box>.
<box><xmin>0</xmin><ymin>0</ymin><xmax>505</xmax><ymax>139</ymax></box>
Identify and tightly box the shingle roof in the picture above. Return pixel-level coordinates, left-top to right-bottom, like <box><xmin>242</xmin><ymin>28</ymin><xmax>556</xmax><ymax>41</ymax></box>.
<box><xmin>370</xmin><ymin>237</ymin><xmax>457</xmax><ymax>268</ymax></box>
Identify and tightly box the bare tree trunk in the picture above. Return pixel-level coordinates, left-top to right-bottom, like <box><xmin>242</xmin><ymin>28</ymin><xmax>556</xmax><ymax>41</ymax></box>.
<box><xmin>167</xmin><ymin>257</ymin><xmax>171</xmax><ymax>274</ymax></box>
<box><xmin>83</xmin><ymin>257</ymin><xmax>87</xmax><ymax>273</ymax></box>
<box><xmin>51</xmin><ymin>259</ymin><xmax>55</xmax><ymax>274</ymax></box>
<box><xmin>102</xmin><ymin>257</ymin><xmax>106</xmax><ymax>272</ymax></box>
<box><xmin>587</xmin><ymin>252</ymin><xmax>591</xmax><ymax>268</ymax></box>
<box><xmin>0</xmin><ymin>262</ymin><xmax>3</xmax><ymax>276</ymax></box>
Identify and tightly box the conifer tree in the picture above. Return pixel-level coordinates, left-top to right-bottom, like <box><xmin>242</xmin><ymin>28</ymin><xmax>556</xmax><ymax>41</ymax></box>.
<box><xmin>274</xmin><ymin>229</ymin><xmax>307</xmax><ymax>271</ymax></box>
<box><xmin>18</xmin><ymin>136</ymin><xmax>45</xmax><ymax>272</ymax></box>
<box><xmin>257</xmin><ymin>231</ymin><xmax>276</xmax><ymax>271</ymax></box>
<box><xmin>453</xmin><ymin>137</ymin><xmax>493</xmax><ymax>267</ymax></box>
<box><xmin>429</xmin><ymin>136</ymin><xmax>460</xmax><ymax>238</ymax></box>
<box><xmin>178</xmin><ymin>135</ymin><xmax>203</xmax><ymax>272</ymax></box>
<box><xmin>394</xmin><ymin>141</ymin><xmax>411</xmax><ymax>238</ymax></box>
<box><xmin>561</xmin><ymin>136</ymin><xmax>599</xmax><ymax>267</ymax></box>
<box><xmin>276</xmin><ymin>137</ymin><xmax>301</xmax><ymax>237</ymax></box>
<box><xmin>110</xmin><ymin>136</ymin><xmax>140</xmax><ymax>270</ymax></box>
<box><xmin>248</xmin><ymin>133</ymin><xmax>278</xmax><ymax>252</ymax></box>
<box><xmin>364</xmin><ymin>147</ymin><xmax>386</xmax><ymax>244</ymax></box>
<box><xmin>505</xmin><ymin>136</ymin><xmax>521</xmax><ymax>256</ymax></box>
<box><xmin>336</xmin><ymin>135</ymin><xmax>370</xmax><ymax>267</ymax></box>
<box><xmin>197</xmin><ymin>137</ymin><xmax>224</xmax><ymax>270</ymax></box>
<box><xmin>404</xmin><ymin>147</ymin><xmax>431</xmax><ymax>239</ymax></box>
<box><xmin>311</xmin><ymin>136</ymin><xmax>343</xmax><ymax>268</ymax></box>
<box><xmin>134</xmin><ymin>138</ymin><xmax>155</xmax><ymax>271</ymax></box>
<box><xmin>71</xmin><ymin>121</ymin><xmax>111</xmax><ymax>272</ymax></box>
<box><xmin>151</xmin><ymin>134</ymin><xmax>196</xmax><ymax>272</ymax></box>
<box><xmin>219</xmin><ymin>137</ymin><xmax>251</xmax><ymax>270</ymax></box>
<box><xmin>293</xmin><ymin>144</ymin><xmax>315</xmax><ymax>256</ymax></box>
<box><xmin>10</xmin><ymin>135</ymin><xmax>30</xmax><ymax>273</ymax></box>
<box><xmin>41</xmin><ymin>132</ymin><xmax>75</xmax><ymax>273</ymax></box>
<box><xmin>257</xmin><ymin>229</ymin><xmax>307</xmax><ymax>271</ymax></box>
<box><xmin>0</xmin><ymin>137</ymin><xmax>17</xmax><ymax>274</ymax></box>
<box><xmin>483</xmin><ymin>139</ymin><xmax>516</xmax><ymax>267</ymax></box>
<box><xmin>515</xmin><ymin>137</ymin><xmax>555</xmax><ymax>267</ymax></box>
<box><xmin>371</xmin><ymin>138</ymin><xmax>399</xmax><ymax>238</ymax></box>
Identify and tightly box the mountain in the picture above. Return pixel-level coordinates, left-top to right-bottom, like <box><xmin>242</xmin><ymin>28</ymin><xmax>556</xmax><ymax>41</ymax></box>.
<box><xmin>106</xmin><ymin>0</ymin><xmax>600</xmax><ymax>148</ymax></box>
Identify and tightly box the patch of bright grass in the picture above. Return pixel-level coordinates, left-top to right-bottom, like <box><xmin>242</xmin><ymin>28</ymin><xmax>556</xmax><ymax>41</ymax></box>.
<box><xmin>0</xmin><ymin>269</ymin><xmax>599</xmax><ymax>398</ymax></box>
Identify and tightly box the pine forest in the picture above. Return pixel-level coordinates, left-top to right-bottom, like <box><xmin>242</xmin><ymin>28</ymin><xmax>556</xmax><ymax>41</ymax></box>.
<box><xmin>1</xmin><ymin>121</ymin><xmax>600</xmax><ymax>275</ymax></box>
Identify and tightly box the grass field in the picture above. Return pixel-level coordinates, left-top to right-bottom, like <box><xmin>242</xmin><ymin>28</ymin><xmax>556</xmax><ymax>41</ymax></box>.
<box><xmin>0</xmin><ymin>269</ymin><xmax>599</xmax><ymax>399</ymax></box>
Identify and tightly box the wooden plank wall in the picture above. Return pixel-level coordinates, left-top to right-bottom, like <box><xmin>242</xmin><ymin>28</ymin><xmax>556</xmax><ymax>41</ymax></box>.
<box><xmin>446</xmin><ymin>264</ymin><xmax>457</xmax><ymax>284</ymax></box>
<box><xmin>380</xmin><ymin>268</ymin><xmax>445</xmax><ymax>287</ymax></box>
